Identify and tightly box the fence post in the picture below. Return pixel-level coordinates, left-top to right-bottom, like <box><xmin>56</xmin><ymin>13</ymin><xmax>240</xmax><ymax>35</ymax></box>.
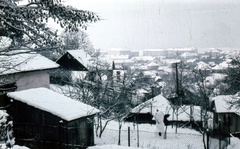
<box><xmin>218</xmin><ymin>119</ymin><xmax>221</xmax><ymax>149</ymax></box>
<box><xmin>128</xmin><ymin>126</ymin><xmax>130</xmax><ymax>147</ymax></box>
<box><xmin>59</xmin><ymin>120</ymin><xmax>64</xmax><ymax>149</ymax></box>
<box><xmin>228</xmin><ymin>113</ymin><xmax>231</xmax><ymax>145</ymax></box>
<box><xmin>206</xmin><ymin>129</ymin><xmax>209</xmax><ymax>149</ymax></box>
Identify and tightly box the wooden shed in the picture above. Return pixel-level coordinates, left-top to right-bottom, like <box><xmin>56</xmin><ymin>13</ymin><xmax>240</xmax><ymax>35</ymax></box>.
<box><xmin>212</xmin><ymin>95</ymin><xmax>240</xmax><ymax>137</ymax></box>
<box><xmin>124</xmin><ymin>94</ymin><xmax>170</xmax><ymax>124</ymax></box>
<box><xmin>7</xmin><ymin>87</ymin><xmax>99</xmax><ymax>149</ymax></box>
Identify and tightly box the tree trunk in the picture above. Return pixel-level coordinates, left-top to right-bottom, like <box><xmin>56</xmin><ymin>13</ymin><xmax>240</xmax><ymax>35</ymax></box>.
<box><xmin>136</xmin><ymin>122</ymin><xmax>139</xmax><ymax>147</ymax></box>
<box><xmin>175</xmin><ymin>108</ymin><xmax>178</xmax><ymax>134</ymax></box>
<box><xmin>118</xmin><ymin>121</ymin><xmax>122</xmax><ymax>145</ymax></box>
<box><xmin>202</xmin><ymin>132</ymin><xmax>207</xmax><ymax>149</ymax></box>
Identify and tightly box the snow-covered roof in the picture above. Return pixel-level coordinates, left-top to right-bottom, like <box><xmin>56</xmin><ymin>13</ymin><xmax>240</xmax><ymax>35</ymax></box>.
<box><xmin>113</xmin><ymin>59</ymin><xmax>133</xmax><ymax>64</ymax></box>
<box><xmin>167</xmin><ymin>47</ymin><xmax>197</xmax><ymax>52</ymax></box>
<box><xmin>212</xmin><ymin>59</ymin><xmax>232</xmax><ymax>70</ymax></box>
<box><xmin>131</xmin><ymin>95</ymin><xmax>170</xmax><ymax>114</ymax></box>
<box><xmin>212</xmin><ymin>95</ymin><xmax>240</xmax><ymax>115</ymax></box>
<box><xmin>138</xmin><ymin>65</ymin><xmax>148</xmax><ymax>70</ymax></box>
<box><xmin>106</xmin><ymin>55</ymin><xmax>129</xmax><ymax>60</ymax></box>
<box><xmin>147</xmin><ymin>62</ymin><xmax>158</xmax><ymax>67</ymax></box>
<box><xmin>180</xmin><ymin>52</ymin><xmax>197</xmax><ymax>58</ymax></box>
<box><xmin>209</xmin><ymin>48</ymin><xmax>220</xmax><ymax>53</ymax></box>
<box><xmin>7</xmin><ymin>88</ymin><xmax>99</xmax><ymax>121</ymax></box>
<box><xmin>131</xmin><ymin>94</ymin><xmax>202</xmax><ymax>121</ymax></box>
<box><xmin>67</xmin><ymin>50</ymin><xmax>93</xmax><ymax>68</ymax></box>
<box><xmin>142</xmin><ymin>49</ymin><xmax>165</xmax><ymax>51</ymax></box>
<box><xmin>133</xmin><ymin>56</ymin><xmax>155</xmax><ymax>61</ymax></box>
<box><xmin>0</xmin><ymin>52</ymin><xmax>59</xmax><ymax>75</ymax></box>
<box><xmin>205</xmin><ymin>73</ymin><xmax>226</xmax><ymax>85</ymax></box>
<box><xmin>136</xmin><ymin>88</ymin><xmax>149</xmax><ymax>95</ymax></box>
<box><xmin>155</xmin><ymin>76</ymin><xmax>162</xmax><ymax>81</ymax></box>
<box><xmin>194</xmin><ymin>61</ymin><xmax>211</xmax><ymax>70</ymax></box>
<box><xmin>168</xmin><ymin>59</ymin><xmax>181</xmax><ymax>64</ymax></box>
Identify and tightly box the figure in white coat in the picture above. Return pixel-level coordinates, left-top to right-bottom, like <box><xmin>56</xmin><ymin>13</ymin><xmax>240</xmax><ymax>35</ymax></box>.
<box><xmin>154</xmin><ymin>109</ymin><xmax>164</xmax><ymax>137</ymax></box>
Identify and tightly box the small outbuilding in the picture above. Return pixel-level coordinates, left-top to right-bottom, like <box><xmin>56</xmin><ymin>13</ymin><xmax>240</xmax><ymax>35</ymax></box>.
<box><xmin>124</xmin><ymin>94</ymin><xmax>170</xmax><ymax>124</ymax></box>
<box><xmin>124</xmin><ymin>94</ymin><xmax>202</xmax><ymax>128</ymax></box>
<box><xmin>212</xmin><ymin>95</ymin><xmax>240</xmax><ymax>136</ymax></box>
<box><xmin>7</xmin><ymin>87</ymin><xmax>99</xmax><ymax>149</ymax></box>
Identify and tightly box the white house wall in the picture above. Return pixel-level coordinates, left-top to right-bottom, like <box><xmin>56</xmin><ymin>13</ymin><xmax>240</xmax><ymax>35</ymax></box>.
<box><xmin>71</xmin><ymin>71</ymin><xmax>87</xmax><ymax>82</ymax></box>
<box><xmin>16</xmin><ymin>70</ymin><xmax>50</xmax><ymax>91</ymax></box>
<box><xmin>113</xmin><ymin>70</ymin><xmax>125</xmax><ymax>81</ymax></box>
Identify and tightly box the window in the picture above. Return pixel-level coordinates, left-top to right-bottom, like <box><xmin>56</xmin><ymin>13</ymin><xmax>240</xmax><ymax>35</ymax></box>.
<box><xmin>116</xmin><ymin>71</ymin><xmax>120</xmax><ymax>81</ymax></box>
<box><xmin>224</xmin><ymin>114</ymin><xmax>232</xmax><ymax>125</ymax></box>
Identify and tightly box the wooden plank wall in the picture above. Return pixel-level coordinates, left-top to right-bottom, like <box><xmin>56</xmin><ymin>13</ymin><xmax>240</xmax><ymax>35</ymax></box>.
<box><xmin>9</xmin><ymin>100</ymin><xmax>95</xmax><ymax>149</ymax></box>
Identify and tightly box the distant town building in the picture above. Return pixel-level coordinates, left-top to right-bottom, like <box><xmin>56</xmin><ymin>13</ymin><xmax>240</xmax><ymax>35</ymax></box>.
<box><xmin>108</xmin><ymin>48</ymin><xmax>131</xmax><ymax>56</ymax></box>
<box><xmin>142</xmin><ymin>48</ymin><xmax>198</xmax><ymax>58</ymax></box>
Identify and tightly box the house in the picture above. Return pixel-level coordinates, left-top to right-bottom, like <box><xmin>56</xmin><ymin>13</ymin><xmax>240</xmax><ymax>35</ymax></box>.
<box><xmin>7</xmin><ymin>87</ymin><xmax>99</xmax><ymax>149</ymax></box>
<box><xmin>208</xmin><ymin>48</ymin><xmax>221</xmax><ymax>59</ymax></box>
<box><xmin>0</xmin><ymin>52</ymin><xmax>59</xmax><ymax>108</ymax></box>
<box><xmin>147</xmin><ymin>62</ymin><xmax>159</xmax><ymax>70</ymax></box>
<box><xmin>55</xmin><ymin>50</ymin><xmax>113</xmax><ymax>83</ymax></box>
<box><xmin>212</xmin><ymin>95</ymin><xmax>240</xmax><ymax>136</ymax></box>
<box><xmin>56</xmin><ymin>50</ymin><xmax>93</xmax><ymax>71</ymax></box>
<box><xmin>194</xmin><ymin>61</ymin><xmax>212</xmax><ymax>75</ymax></box>
<box><xmin>124</xmin><ymin>94</ymin><xmax>202</xmax><ymax>129</ymax></box>
<box><xmin>53</xmin><ymin>50</ymin><xmax>91</xmax><ymax>83</ymax></box>
<box><xmin>124</xmin><ymin>94</ymin><xmax>170</xmax><ymax>123</ymax></box>
<box><xmin>180</xmin><ymin>52</ymin><xmax>198</xmax><ymax>60</ymax></box>
<box><xmin>211</xmin><ymin>59</ymin><xmax>232</xmax><ymax>73</ymax></box>
<box><xmin>107</xmin><ymin>48</ymin><xmax>131</xmax><ymax>56</ymax></box>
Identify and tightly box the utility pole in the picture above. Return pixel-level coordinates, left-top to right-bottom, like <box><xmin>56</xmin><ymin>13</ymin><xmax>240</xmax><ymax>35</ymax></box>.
<box><xmin>175</xmin><ymin>63</ymin><xmax>179</xmax><ymax>97</ymax></box>
<box><xmin>174</xmin><ymin>62</ymin><xmax>180</xmax><ymax>133</ymax></box>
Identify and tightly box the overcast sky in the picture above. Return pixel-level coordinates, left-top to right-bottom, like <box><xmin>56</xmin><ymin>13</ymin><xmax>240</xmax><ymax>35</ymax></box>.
<box><xmin>65</xmin><ymin>0</ymin><xmax>240</xmax><ymax>51</ymax></box>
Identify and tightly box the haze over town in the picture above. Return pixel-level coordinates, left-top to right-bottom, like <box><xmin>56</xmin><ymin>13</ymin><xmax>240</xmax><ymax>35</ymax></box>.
<box><xmin>65</xmin><ymin>0</ymin><xmax>240</xmax><ymax>51</ymax></box>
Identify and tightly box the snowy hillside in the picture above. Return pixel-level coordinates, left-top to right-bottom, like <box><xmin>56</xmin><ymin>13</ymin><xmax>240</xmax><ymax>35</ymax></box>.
<box><xmin>88</xmin><ymin>120</ymin><xmax>240</xmax><ymax>149</ymax></box>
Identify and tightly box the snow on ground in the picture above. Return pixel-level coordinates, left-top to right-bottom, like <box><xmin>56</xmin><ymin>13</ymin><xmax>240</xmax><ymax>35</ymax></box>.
<box><xmin>226</xmin><ymin>137</ymin><xmax>240</xmax><ymax>149</ymax></box>
<box><xmin>0</xmin><ymin>143</ymin><xmax>29</xmax><ymax>149</ymax></box>
<box><xmin>1</xmin><ymin>120</ymin><xmax>240</xmax><ymax>149</ymax></box>
<box><xmin>88</xmin><ymin>120</ymin><xmax>240</xmax><ymax>149</ymax></box>
<box><xmin>90</xmin><ymin>120</ymin><xmax>204</xmax><ymax>149</ymax></box>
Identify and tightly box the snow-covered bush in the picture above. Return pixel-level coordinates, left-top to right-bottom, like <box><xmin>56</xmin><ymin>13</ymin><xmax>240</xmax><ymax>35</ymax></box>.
<box><xmin>0</xmin><ymin>110</ymin><xmax>14</xmax><ymax>148</ymax></box>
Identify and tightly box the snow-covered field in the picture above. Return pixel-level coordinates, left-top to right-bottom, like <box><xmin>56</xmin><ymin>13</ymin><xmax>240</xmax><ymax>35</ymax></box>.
<box><xmin>1</xmin><ymin>120</ymin><xmax>239</xmax><ymax>149</ymax></box>
<box><xmin>88</xmin><ymin>120</ymin><xmax>240</xmax><ymax>149</ymax></box>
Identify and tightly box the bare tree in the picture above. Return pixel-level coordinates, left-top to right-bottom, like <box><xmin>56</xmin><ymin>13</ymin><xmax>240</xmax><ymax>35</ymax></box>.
<box><xmin>0</xmin><ymin>0</ymin><xmax>99</xmax><ymax>55</ymax></box>
<box><xmin>1</xmin><ymin>1</ymin><xmax>99</xmax><ymax>147</ymax></box>
<box><xmin>192</xmin><ymin>69</ymin><xmax>213</xmax><ymax>149</ymax></box>
<box><xmin>0</xmin><ymin>110</ymin><xmax>14</xmax><ymax>148</ymax></box>
<box><xmin>223</xmin><ymin>52</ymin><xmax>240</xmax><ymax>95</ymax></box>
